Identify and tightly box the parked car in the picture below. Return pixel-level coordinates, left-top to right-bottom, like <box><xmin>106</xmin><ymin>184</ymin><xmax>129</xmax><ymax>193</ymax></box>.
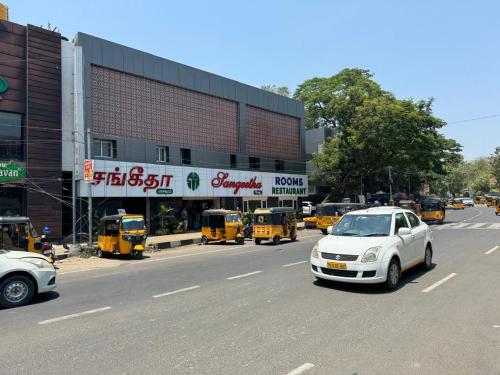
<box><xmin>0</xmin><ymin>250</ymin><xmax>56</xmax><ymax>308</ymax></box>
<box><xmin>310</xmin><ymin>206</ymin><xmax>433</xmax><ymax>289</ymax></box>
<box><xmin>302</xmin><ymin>201</ymin><xmax>316</xmax><ymax>217</ymax></box>
<box><xmin>462</xmin><ymin>198</ymin><xmax>474</xmax><ymax>207</ymax></box>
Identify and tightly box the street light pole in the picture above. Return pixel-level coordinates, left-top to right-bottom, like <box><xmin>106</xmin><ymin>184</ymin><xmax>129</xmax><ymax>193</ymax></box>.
<box><xmin>388</xmin><ymin>166</ymin><xmax>393</xmax><ymax>204</ymax></box>
<box><xmin>87</xmin><ymin>128</ymin><xmax>92</xmax><ymax>249</ymax></box>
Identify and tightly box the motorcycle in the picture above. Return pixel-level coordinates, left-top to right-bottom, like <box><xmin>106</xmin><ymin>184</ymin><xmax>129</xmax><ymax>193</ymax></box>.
<box><xmin>40</xmin><ymin>234</ymin><xmax>57</xmax><ymax>265</ymax></box>
<box><xmin>243</xmin><ymin>222</ymin><xmax>253</xmax><ymax>239</ymax></box>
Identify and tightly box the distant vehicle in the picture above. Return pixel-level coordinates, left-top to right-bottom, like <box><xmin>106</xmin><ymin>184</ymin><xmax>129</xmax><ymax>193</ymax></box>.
<box><xmin>311</xmin><ymin>206</ymin><xmax>433</xmax><ymax>289</ymax></box>
<box><xmin>302</xmin><ymin>201</ymin><xmax>316</xmax><ymax>216</ymax></box>
<box><xmin>0</xmin><ymin>250</ymin><xmax>56</xmax><ymax>308</ymax></box>
<box><xmin>462</xmin><ymin>198</ymin><xmax>474</xmax><ymax>207</ymax></box>
<box><xmin>452</xmin><ymin>198</ymin><xmax>465</xmax><ymax>210</ymax></box>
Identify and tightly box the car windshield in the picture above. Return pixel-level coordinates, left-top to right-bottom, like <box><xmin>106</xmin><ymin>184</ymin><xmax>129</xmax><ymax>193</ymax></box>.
<box><xmin>332</xmin><ymin>214</ymin><xmax>392</xmax><ymax>237</ymax></box>
<box><xmin>121</xmin><ymin>218</ymin><xmax>145</xmax><ymax>231</ymax></box>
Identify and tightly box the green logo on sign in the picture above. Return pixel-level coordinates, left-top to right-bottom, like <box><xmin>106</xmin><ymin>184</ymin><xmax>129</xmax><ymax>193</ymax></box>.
<box><xmin>253</xmin><ymin>190</ymin><xmax>263</xmax><ymax>196</ymax></box>
<box><xmin>187</xmin><ymin>172</ymin><xmax>200</xmax><ymax>191</ymax></box>
<box><xmin>0</xmin><ymin>77</ymin><xmax>8</xmax><ymax>94</ymax></box>
<box><xmin>156</xmin><ymin>188</ymin><xmax>173</xmax><ymax>195</ymax></box>
<box><xmin>0</xmin><ymin>162</ymin><xmax>25</xmax><ymax>182</ymax></box>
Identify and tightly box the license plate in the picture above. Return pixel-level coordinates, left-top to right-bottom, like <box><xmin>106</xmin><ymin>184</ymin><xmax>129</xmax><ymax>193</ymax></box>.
<box><xmin>327</xmin><ymin>261</ymin><xmax>346</xmax><ymax>270</ymax></box>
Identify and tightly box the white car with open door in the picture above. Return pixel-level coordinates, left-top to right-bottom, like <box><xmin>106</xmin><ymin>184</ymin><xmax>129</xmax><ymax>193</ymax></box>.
<box><xmin>310</xmin><ymin>207</ymin><xmax>433</xmax><ymax>289</ymax></box>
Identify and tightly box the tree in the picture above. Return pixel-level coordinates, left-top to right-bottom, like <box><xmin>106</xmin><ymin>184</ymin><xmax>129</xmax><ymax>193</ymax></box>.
<box><xmin>491</xmin><ymin>147</ymin><xmax>500</xmax><ymax>181</ymax></box>
<box><xmin>303</xmin><ymin>68</ymin><xmax>462</xmax><ymax>196</ymax></box>
<box><xmin>260</xmin><ymin>84</ymin><xmax>290</xmax><ymax>97</ymax></box>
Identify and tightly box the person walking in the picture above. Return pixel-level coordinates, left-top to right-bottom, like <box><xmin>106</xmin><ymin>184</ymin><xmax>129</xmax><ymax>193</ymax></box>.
<box><xmin>181</xmin><ymin>207</ymin><xmax>188</xmax><ymax>232</ymax></box>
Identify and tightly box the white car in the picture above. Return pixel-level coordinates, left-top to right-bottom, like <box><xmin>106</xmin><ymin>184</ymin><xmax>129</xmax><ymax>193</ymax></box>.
<box><xmin>0</xmin><ymin>250</ymin><xmax>56</xmax><ymax>308</ymax></box>
<box><xmin>302</xmin><ymin>201</ymin><xmax>316</xmax><ymax>216</ymax></box>
<box><xmin>310</xmin><ymin>207</ymin><xmax>433</xmax><ymax>289</ymax></box>
<box><xmin>462</xmin><ymin>198</ymin><xmax>474</xmax><ymax>207</ymax></box>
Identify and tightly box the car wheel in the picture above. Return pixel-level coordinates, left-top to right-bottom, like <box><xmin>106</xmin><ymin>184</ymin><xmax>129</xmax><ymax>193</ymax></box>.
<box><xmin>385</xmin><ymin>258</ymin><xmax>401</xmax><ymax>290</ymax></box>
<box><xmin>0</xmin><ymin>275</ymin><xmax>35</xmax><ymax>308</ymax></box>
<box><xmin>290</xmin><ymin>236</ymin><xmax>297</xmax><ymax>242</ymax></box>
<box><xmin>422</xmin><ymin>246</ymin><xmax>433</xmax><ymax>271</ymax></box>
<box><xmin>201</xmin><ymin>236</ymin><xmax>209</xmax><ymax>245</ymax></box>
<box><xmin>273</xmin><ymin>236</ymin><xmax>280</xmax><ymax>245</ymax></box>
<box><xmin>254</xmin><ymin>239</ymin><xmax>261</xmax><ymax>245</ymax></box>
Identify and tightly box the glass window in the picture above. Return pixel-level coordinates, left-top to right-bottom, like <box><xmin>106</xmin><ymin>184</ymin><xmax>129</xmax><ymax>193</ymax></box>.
<box><xmin>94</xmin><ymin>139</ymin><xmax>116</xmax><ymax>158</ymax></box>
<box><xmin>230</xmin><ymin>154</ymin><xmax>237</xmax><ymax>168</ymax></box>
<box><xmin>121</xmin><ymin>218</ymin><xmax>145</xmax><ymax>231</ymax></box>
<box><xmin>406</xmin><ymin>212</ymin><xmax>420</xmax><ymax>228</ymax></box>
<box><xmin>225</xmin><ymin>214</ymin><xmax>241</xmax><ymax>223</ymax></box>
<box><xmin>249</xmin><ymin>157</ymin><xmax>260</xmax><ymax>170</ymax></box>
<box><xmin>275</xmin><ymin>160</ymin><xmax>285</xmax><ymax>171</ymax></box>
<box><xmin>333</xmin><ymin>214</ymin><xmax>391</xmax><ymax>237</ymax></box>
<box><xmin>394</xmin><ymin>213</ymin><xmax>409</xmax><ymax>234</ymax></box>
<box><xmin>156</xmin><ymin>146</ymin><xmax>169</xmax><ymax>163</ymax></box>
<box><xmin>181</xmin><ymin>148</ymin><xmax>191</xmax><ymax>165</ymax></box>
<box><xmin>0</xmin><ymin>112</ymin><xmax>23</xmax><ymax>161</ymax></box>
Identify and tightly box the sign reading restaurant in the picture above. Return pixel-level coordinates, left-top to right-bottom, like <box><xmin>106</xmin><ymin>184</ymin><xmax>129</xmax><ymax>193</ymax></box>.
<box><xmin>79</xmin><ymin>160</ymin><xmax>307</xmax><ymax>198</ymax></box>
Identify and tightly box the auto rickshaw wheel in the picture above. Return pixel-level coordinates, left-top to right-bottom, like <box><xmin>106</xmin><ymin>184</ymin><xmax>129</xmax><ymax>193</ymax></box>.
<box><xmin>290</xmin><ymin>236</ymin><xmax>297</xmax><ymax>242</ymax></box>
<box><xmin>273</xmin><ymin>236</ymin><xmax>281</xmax><ymax>246</ymax></box>
<box><xmin>135</xmin><ymin>251</ymin><xmax>143</xmax><ymax>260</ymax></box>
<box><xmin>97</xmin><ymin>248</ymin><xmax>104</xmax><ymax>258</ymax></box>
<box><xmin>321</xmin><ymin>229</ymin><xmax>328</xmax><ymax>235</ymax></box>
<box><xmin>201</xmin><ymin>236</ymin><xmax>209</xmax><ymax>245</ymax></box>
<box><xmin>254</xmin><ymin>239</ymin><xmax>261</xmax><ymax>245</ymax></box>
<box><xmin>236</xmin><ymin>237</ymin><xmax>244</xmax><ymax>245</ymax></box>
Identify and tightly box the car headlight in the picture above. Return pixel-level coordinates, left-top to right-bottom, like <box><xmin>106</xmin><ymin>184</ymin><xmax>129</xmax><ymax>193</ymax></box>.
<box><xmin>311</xmin><ymin>244</ymin><xmax>319</xmax><ymax>258</ymax></box>
<box><xmin>361</xmin><ymin>246</ymin><xmax>382</xmax><ymax>263</ymax></box>
<box><xmin>20</xmin><ymin>257</ymin><xmax>53</xmax><ymax>269</ymax></box>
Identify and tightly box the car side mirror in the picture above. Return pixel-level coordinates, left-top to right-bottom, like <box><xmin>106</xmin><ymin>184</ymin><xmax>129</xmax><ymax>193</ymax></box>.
<box><xmin>398</xmin><ymin>227</ymin><xmax>411</xmax><ymax>236</ymax></box>
<box><xmin>327</xmin><ymin>226</ymin><xmax>334</xmax><ymax>235</ymax></box>
<box><xmin>34</xmin><ymin>242</ymin><xmax>43</xmax><ymax>251</ymax></box>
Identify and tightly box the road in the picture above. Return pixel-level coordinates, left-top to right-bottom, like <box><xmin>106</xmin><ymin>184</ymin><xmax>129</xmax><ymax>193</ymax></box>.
<box><xmin>1</xmin><ymin>205</ymin><xmax>499</xmax><ymax>375</ymax></box>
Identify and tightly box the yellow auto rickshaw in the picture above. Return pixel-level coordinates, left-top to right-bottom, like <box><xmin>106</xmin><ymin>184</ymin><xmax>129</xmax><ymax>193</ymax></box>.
<box><xmin>303</xmin><ymin>216</ymin><xmax>318</xmax><ymax>229</ymax></box>
<box><xmin>486</xmin><ymin>197</ymin><xmax>495</xmax><ymax>207</ymax></box>
<box><xmin>96</xmin><ymin>214</ymin><xmax>147</xmax><ymax>259</ymax></box>
<box><xmin>495</xmin><ymin>199</ymin><xmax>500</xmax><ymax>216</ymax></box>
<box><xmin>253</xmin><ymin>207</ymin><xmax>297</xmax><ymax>245</ymax></box>
<box><xmin>452</xmin><ymin>198</ymin><xmax>465</xmax><ymax>210</ymax></box>
<box><xmin>316</xmin><ymin>203</ymin><xmax>364</xmax><ymax>234</ymax></box>
<box><xmin>0</xmin><ymin>216</ymin><xmax>43</xmax><ymax>254</ymax></box>
<box><xmin>420</xmin><ymin>199</ymin><xmax>446</xmax><ymax>224</ymax></box>
<box><xmin>473</xmin><ymin>196</ymin><xmax>481</xmax><ymax>205</ymax></box>
<box><xmin>201</xmin><ymin>210</ymin><xmax>244</xmax><ymax>245</ymax></box>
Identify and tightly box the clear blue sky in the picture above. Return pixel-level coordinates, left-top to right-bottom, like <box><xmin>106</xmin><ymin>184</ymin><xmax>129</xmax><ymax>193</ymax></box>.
<box><xmin>10</xmin><ymin>0</ymin><xmax>500</xmax><ymax>160</ymax></box>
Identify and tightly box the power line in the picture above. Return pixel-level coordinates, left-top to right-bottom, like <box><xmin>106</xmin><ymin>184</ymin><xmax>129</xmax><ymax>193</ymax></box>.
<box><xmin>447</xmin><ymin>114</ymin><xmax>500</xmax><ymax>124</ymax></box>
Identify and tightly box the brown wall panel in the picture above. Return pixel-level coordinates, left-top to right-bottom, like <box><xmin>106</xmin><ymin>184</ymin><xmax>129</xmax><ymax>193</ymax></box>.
<box><xmin>25</xmin><ymin>24</ymin><xmax>62</xmax><ymax>238</ymax></box>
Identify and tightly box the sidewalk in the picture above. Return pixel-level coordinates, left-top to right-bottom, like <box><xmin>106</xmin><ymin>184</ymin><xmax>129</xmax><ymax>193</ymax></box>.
<box><xmin>55</xmin><ymin>222</ymin><xmax>306</xmax><ymax>260</ymax></box>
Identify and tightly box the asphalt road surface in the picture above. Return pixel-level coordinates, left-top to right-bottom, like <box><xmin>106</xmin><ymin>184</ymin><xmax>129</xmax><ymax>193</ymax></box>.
<box><xmin>1</xmin><ymin>205</ymin><xmax>499</xmax><ymax>375</ymax></box>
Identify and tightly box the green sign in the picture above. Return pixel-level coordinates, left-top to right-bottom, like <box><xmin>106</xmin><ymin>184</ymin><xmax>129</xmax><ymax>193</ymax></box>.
<box><xmin>0</xmin><ymin>162</ymin><xmax>25</xmax><ymax>182</ymax></box>
<box><xmin>187</xmin><ymin>172</ymin><xmax>200</xmax><ymax>191</ymax></box>
<box><xmin>156</xmin><ymin>188</ymin><xmax>173</xmax><ymax>195</ymax></box>
<box><xmin>0</xmin><ymin>77</ymin><xmax>8</xmax><ymax>94</ymax></box>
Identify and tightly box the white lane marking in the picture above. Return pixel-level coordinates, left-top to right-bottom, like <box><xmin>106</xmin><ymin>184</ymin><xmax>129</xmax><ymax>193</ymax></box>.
<box><xmin>493</xmin><ymin>325</ymin><xmax>500</xmax><ymax>328</ymax></box>
<box><xmin>452</xmin><ymin>223</ymin><xmax>470</xmax><ymax>229</ymax></box>
<box><xmin>422</xmin><ymin>273</ymin><xmax>457</xmax><ymax>293</ymax></box>
<box><xmin>282</xmin><ymin>260</ymin><xmax>308</xmax><ymax>268</ymax></box>
<box><xmin>463</xmin><ymin>207</ymin><xmax>483</xmax><ymax>222</ymax></box>
<box><xmin>287</xmin><ymin>363</ymin><xmax>315</xmax><ymax>375</ymax></box>
<box><xmin>485</xmin><ymin>246</ymin><xmax>499</xmax><ymax>255</ymax></box>
<box><xmin>226</xmin><ymin>270</ymin><xmax>262</xmax><ymax>280</ymax></box>
<box><xmin>59</xmin><ymin>235</ymin><xmax>323</xmax><ymax>276</ymax></box>
<box><xmin>38</xmin><ymin>306</ymin><xmax>111</xmax><ymax>325</ymax></box>
<box><xmin>227</xmin><ymin>248</ymin><xmax>265</xmax><ymax>256</ymax></box>
<box><xmin>488</xmin><ymin>223</ymin><xmax>500</xmax><ymax>229</ymax></box>
<box><xmin>152</xmin><ymin>285</ymin><xmax>200</xmax><ymax>298</ymax></box>
<box><xmin>467</xmin><ymin>223</ymin><xmax>485</xmax><ymax>229</ymax></box>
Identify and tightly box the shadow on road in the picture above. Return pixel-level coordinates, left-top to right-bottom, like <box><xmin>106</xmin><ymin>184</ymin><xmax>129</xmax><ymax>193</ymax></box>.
<box><xmin>30</xmin><ymin>291</ymin><xmax>60</xmax><ymax>305</ymax></box>
<box><xmin>313</xmin><ymin>263</ymin><xmax>437</xmax><ymax>294</ymax></box>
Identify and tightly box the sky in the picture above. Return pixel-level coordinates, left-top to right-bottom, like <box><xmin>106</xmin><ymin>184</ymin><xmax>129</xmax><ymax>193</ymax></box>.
<box><xmin>9</xmin><ymin>0</ymin><xmax>500</xmax><ymax>160</ymax></box>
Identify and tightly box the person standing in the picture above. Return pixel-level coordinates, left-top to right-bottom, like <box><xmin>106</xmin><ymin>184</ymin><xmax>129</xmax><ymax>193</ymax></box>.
<box><xmin>181</xmin><ymin>207</ymin><xmax>188</xmax><ymax>232</ymax></box>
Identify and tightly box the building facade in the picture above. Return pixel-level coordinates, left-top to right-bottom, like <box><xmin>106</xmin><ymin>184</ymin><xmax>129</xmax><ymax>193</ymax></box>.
<box><xmin>0</xmin><ymin>18</ymin><xmax>63</xmax><ymax>237</ymax></box>
<box><xmin>62</xmin><ymin>33</ymin><xmax>307</xmax><ymax>234</ymax></box>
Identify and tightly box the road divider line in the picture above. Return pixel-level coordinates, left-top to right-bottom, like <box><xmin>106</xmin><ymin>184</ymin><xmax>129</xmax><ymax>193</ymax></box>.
<box><xmin>227</xmin><ymin>270</ymin><xmax>262</xmax><ymax>280</ymax></box>
<box><xmin>153</xmin><ymin>285</ymin><xmax>200</xmax><ymax>298</ymax></box>
<box><xmin>485</xmin><ymin>246</ymin><xmax>499</xmax><ymax>255</ymax></box>
<box><xmin>38</xmin><ymin>306</ymin><xmax>111</xmax><ymax>325</ymax></box>
<box><xmin>287</xmin><ymin>363</ymin><xmax>315</xmax><ymax>375</ymax></box>
<box><xmin>282</xmin><ymin>261</ymin><xmax>308</xmax><ymax>268</ymax></box>
<box><xmin>422</xmin><ymin>273</ymin><xmax>457</xmax><ymax>293</ymax></box>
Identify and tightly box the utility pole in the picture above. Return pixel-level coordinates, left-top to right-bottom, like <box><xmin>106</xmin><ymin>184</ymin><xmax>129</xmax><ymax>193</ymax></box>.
<box><xmin>87</xmin><ymin>128</ymin><xmax>92</xmax><ymax>249</ymax></box>
<box><xmin>388</xmin><ymin>166</ymin><xmax>393</xmax><ymax>205</ymax></box>
<box><xmin>71</xmin><ymin>129</ymin><xmax>76</xmax><ymax>247</ymax></box>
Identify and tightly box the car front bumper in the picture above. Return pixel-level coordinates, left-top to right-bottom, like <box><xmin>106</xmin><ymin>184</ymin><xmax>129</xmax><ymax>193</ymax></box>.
<box><xmin>33</xmin><ymin>268</ymin><xmax>57</xmax><ymax>293</ymax></box>
<box><xmin>310</xmin><ymin>257</ymin><xmax>388</xmax><ymax>284</ymax></box>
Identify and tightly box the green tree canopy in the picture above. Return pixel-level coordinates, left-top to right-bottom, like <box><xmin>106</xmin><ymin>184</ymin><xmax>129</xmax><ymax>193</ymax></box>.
<box><xmin>298</xmin><ymin>68</ymin><xmax>462</xmax><ymax>196</ymax></box>
<box><xmin>260</xmin><ymin>84</ymin><xmax>291</xmax><ymax>97</ymax></box>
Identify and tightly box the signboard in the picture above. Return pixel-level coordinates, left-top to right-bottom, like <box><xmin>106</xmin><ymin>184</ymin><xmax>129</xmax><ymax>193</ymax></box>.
<box><xmin>78</xmin><ymin>161</ymin><xmax>308</xmax><ymax>198</ymax></box>
<box><xmin>423</xmin><ymin>184</ymin><xmax>430</xmax><ymax>194</ymax></box>
<box><xmin>0</xmin><ymin>162</ymin><xmax>25</xmax><ymax>182</ymax></box>
<box><xmin>489</xmin><ymin>178</ymin><xmax>497</xmax><ymax>187</ymax></box>
<box><xmin>83</xmin><ymin>159</ymin><xmax>94</xmax><ymax>182</ymax></box>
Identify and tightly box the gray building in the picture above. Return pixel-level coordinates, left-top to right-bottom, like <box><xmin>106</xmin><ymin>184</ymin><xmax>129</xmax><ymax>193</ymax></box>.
<box><xmin>62</xmin><ymin>33</ymin><xmax>307</xmax><ymax>233</ymax></box>
<box><xmin>305</xmin><ymin>127</ymin><xmax>335</xmax><ymax>198</ymax></box>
